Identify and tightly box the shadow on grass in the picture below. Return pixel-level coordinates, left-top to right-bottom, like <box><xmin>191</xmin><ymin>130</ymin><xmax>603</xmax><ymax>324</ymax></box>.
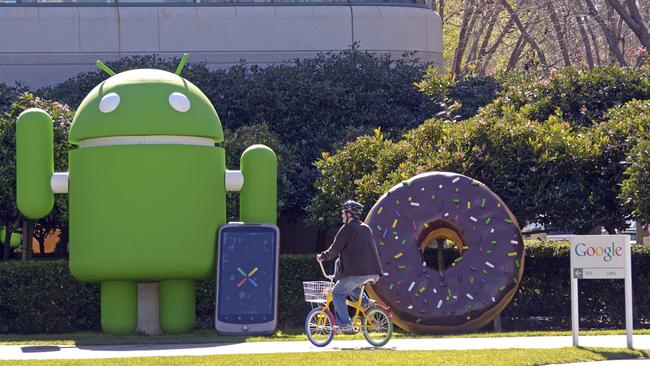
<box><xmin>579</xmin><ymin>347</ymin><xmax>650</xmax><ymax>361</ymax></box>
<box><xmin>1</xmin><ymin>329</ymin><xmax>301</xmax><ymax>347</ymax></box>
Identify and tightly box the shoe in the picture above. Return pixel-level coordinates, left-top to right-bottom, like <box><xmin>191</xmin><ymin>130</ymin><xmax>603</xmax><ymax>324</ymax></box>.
<box><xmin>334</xmin><ymin>325</ymin><xmax>355</xmax><ymax>334</ymax></box>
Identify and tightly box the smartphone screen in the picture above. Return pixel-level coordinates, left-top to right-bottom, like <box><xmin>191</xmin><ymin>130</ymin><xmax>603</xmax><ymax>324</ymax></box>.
<box><xmin>217</xmin><ymin>225</ymin><xmax>278</xmax><ymax>325</ymax></box>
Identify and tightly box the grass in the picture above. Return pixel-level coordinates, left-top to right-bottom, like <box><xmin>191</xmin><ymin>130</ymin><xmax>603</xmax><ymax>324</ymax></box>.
<box><xmin>0</xmin><ymin>347</ymin><xmax>648</xmax><ymax>366</ymax></box>
<box><xmin>1</xmin><ymin>328</ymin><xmax>650</xmax><ymax>346</ymax></box>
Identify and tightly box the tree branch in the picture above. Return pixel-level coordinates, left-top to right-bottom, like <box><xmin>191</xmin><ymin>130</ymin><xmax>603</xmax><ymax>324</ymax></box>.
<box><xmin>584</xmin><ymin>0</ymin><xmax>628</xmax><ymax>66</ymax></box>
<box><xmin>605</xmin><ymin>0</ymin><xmax>650</xmax><ymax>51</ymax></box>
<box><xmin>499</xmin><ymin>0</ymin><xmax>548</xmax><ymax>68</ymax></box>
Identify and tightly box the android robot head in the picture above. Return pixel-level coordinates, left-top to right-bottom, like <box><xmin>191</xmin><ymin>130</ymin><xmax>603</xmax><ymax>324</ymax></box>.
<box><xmin>70</xmin><ymin>58</ymin><xmax>223</xmax><ymax>145</ymax></box>
<box><xmin>16</xmin><ymin>55</ymin><xmax>277</xmax><ymax>336</ymax></box>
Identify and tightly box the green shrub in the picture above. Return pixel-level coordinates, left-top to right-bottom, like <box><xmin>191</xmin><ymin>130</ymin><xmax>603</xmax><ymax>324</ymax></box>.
<box><xmin>2</xmin><ymin>242</ymin><xmax>650</xmax><ymax>333</ymax></box>
<box><xmin>0</xmin><ymin>82</ymin><xmax>27</xmax><ymax>114</ymax></box>
<box><xmin>0</xmin><ymin>260</ymin><xmax>99</xmax><ymax>333</ymax></box>
<box><xmin>222</xmin><ymin>123</ymin><xmax>302</xmax><ymax>218</ymax></box>
<box><xmin>310</xmin><ymin>96</ymin><xmax>650</xmax><ymax>234</ymax></box>
<box><xmin>416</xmin><ymin>69</ymin><xmax>500</xmax><ymax>121</ymax></box>
<box><xmin>488</xmin><ymin>67</ymin><xmax>650</xmax><ymax>126</ymax></box>
<box><xmin>309</xmin><ymin>111</ymin><xmax>606</xmax><ymax>233</ymax></box>
<box><xmin>620</xmin><ymin>139</ymin><xmax>650</xmax><ymax>226</ymax></box>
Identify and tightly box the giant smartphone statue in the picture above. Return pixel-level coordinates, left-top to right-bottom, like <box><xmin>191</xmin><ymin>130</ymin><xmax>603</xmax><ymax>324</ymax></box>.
<box><xmin>215</xmin><ymin>222</ymin><xmax>280</xmax><ymax>335</ymax></box>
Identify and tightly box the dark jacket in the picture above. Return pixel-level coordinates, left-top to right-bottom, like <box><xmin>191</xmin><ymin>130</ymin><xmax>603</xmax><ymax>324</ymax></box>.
<box><xmin>320</xmin><ymin>219</ymin><xmax>383</xmax><ymax>281</ymax></box>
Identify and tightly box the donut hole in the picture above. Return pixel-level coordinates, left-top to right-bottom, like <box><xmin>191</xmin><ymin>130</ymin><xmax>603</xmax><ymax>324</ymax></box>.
<box><xmin>419</xmin><ymin>224</ymin><xmax>464</xmax><ymax>272</ymax></box>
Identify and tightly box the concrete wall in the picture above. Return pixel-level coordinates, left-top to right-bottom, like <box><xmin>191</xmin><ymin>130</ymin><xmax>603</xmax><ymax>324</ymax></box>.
<box><xmin>0</xmin><ymin>4</ymin><xmax>442</xmax><ymax>88</ymax></box>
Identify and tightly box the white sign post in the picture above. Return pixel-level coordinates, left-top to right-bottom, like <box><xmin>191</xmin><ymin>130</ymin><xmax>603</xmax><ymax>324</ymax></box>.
<box><xmin>569</xmin><ymin>235</ymin><xmax>633</xmax><ymax>349</ymax></box>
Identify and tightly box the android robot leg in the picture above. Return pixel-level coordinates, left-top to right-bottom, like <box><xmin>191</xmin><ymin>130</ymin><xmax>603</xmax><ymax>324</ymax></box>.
<box><xmin>101</xmin><ymin>281</ymin><xmax>137</xmax><ymax>334</ymax></box>
<box><xmin>159</xmin><ymin>279</ymin><xmax>196</xmax><ymax>334</ymax></box>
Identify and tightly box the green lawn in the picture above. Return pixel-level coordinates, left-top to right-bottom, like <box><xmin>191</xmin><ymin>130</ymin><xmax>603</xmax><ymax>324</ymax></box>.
<box><xmin>1</xmin><ymin>328</ymin><xmax>650</xmax><ymax>346</ymax></box>
<box><xmin>0</xmin><ymin>348</ymin><xmax>648</xmax><ymax>366</ymax></box>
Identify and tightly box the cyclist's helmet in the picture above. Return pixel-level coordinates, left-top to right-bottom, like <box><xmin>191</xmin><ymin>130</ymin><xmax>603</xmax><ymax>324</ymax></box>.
<box><xmin>342</xmin><ymin>200</ymin><xmax>364</xmax><ymax>218</ymax></box>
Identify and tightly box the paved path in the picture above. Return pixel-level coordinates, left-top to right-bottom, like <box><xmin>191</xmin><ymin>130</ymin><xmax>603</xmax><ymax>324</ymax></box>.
<box><xmin>0</xmin><ymin>335</ymin><xmax>649</xmax><ymax>360</ymax></box>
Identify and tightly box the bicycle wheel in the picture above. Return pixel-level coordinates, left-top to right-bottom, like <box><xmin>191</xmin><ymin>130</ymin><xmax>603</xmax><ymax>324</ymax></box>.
<box><xmin>363</xmin><ymin>306</ymin><xmax>393</xmax><ymax>347</ymax></box>
<box><xmin>305</xmin><ymin>307</ymin><xmax>335</xmax><ymax>347</ymax></box>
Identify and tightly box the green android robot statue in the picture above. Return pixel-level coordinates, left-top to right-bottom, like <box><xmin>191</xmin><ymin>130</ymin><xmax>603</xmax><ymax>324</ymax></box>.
<box><xmin>16</xmin><ymin>56</ymin><xmax>277</xmax><ymax>335</ymax></box>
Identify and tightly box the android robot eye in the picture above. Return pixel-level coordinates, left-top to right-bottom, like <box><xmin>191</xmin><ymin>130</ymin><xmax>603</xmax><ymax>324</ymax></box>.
<box><xmin>169</xmin><ymin>92</ymin><xmax>191</xmax><ymax>112</ymax></box>
<box><xmin>98</xmin><ymin>92</ymin><xmax>120</xmax><ymax>113</ymax></box>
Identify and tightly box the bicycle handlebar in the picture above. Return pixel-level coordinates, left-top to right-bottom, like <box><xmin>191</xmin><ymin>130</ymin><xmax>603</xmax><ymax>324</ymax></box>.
<box><xmin>318</xmin><ymin>259</ymin><xmax>334</xmax><ymax>282</ymax></box>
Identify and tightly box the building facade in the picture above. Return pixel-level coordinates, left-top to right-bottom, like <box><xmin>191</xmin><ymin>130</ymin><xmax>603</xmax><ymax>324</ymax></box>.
<box><xmin>0</xmin><ymin>0</ymin><xmax>442</xmax><ymax>88</ymax></box>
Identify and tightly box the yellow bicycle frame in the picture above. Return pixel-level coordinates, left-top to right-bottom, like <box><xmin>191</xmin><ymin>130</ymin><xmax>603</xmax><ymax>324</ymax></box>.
<box><xmin>321</xmin><ymin>286</ymin><xmax>369</xmax><ymax>329</ymax></box>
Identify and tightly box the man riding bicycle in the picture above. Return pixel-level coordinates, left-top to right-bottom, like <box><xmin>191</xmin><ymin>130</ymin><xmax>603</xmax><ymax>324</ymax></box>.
<box><xmin>316</xmin><ymin>200</ymin><xmax>383</xmax><ymax>334</ymax></box>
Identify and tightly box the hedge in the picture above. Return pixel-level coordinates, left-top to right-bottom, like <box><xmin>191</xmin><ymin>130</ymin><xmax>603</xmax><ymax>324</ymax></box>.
<box><xmin>2</xmin><ymin>241</ymin><xmax>650</xmax><ymax>334</ymax></box>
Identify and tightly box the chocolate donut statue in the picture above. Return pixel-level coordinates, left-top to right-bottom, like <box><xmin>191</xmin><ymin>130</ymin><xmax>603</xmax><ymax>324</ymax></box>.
<box><xmin>365</xmin><ymin>172</ymin><xmax>524</xmax><ymax>333</ymax></box>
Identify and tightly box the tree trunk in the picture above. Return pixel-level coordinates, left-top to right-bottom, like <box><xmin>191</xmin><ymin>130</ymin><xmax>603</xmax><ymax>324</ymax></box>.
<box><xmin>37</xmin><ymin>237</ymin><xmax>46</xmax><ymax>258</ymax></box>
<box><xmin>25</xmin><ymin>221</ymin><xmax>33</xmax><ymax>261</ymax></box>
<box><xmin>21</xmin><ymin>220</ymin><xmax>29</xmax><ymax>261</ymax></box>
<box><xmin>463</xmin><ymin>0</ymin><xmax>485</xmax><ymax>67</ymax></box>
<box><xmin>479</xmin><ymin>18</ymin><xmax>515</xmax><ymax>73</ymax></box>
<box><xmin>506</xmin><ymin>34</ymin><xmax>526</xmax><ymax>72</ymax></box>
<box><xmin>500</xmin><ymin>0</ymin><xmax>548</xmax><ymax>68</ymax></box>
<box><xmin>439</xmin><ymin>0</ymin><xmax>444</xmax><ymax>24</ymax></box>
<box><xmin>468</xmin><ymin>3</ymin><xmax>502</xmax><ymax>72</ymax></box>
<box><xmin>2</xmin><ymin>227</ymin><xmax>12</xmax><ymax>261</ymax></box>
<box><xmin>587</xmin><ymin>20</ymin><xmax>603</xmax><ymax>65</ymax></box>
<box><xmin>547</xmin><ymin>3</ymin><xmax>571</xmax><ymax>67</ymax></box>
<box><xmin>606</xmin><ymin>0</ymin><xmax>650</xmax><ymax>51</ymax></box>
<box><xmin>436</xmin><ymin>239</ymin><xmax>445</xmax><ymax>271</ymax></box>
<box><xmin>585</xmin><ymin>0</ymin><xmax>628</xmax><ymax>66</ymax></box>
<box><xmin>576</xmin><ymin>15</ymin><xmax>595</xmax><ymax>68</ymax></box>
<box><xmin>452</xmin><ymin>0</ymin><xmax>476</xmax><ymax>75</ymax></box>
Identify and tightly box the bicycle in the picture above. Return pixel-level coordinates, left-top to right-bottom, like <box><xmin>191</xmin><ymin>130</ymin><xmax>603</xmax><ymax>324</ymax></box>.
<box><xmin>302</xmin><ymin>260</ymin><xmax>393</xmax><ymax>347</ymax></box>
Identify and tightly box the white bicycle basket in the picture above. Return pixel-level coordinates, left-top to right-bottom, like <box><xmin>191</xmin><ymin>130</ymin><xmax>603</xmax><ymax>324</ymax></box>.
<box><xmin>302</xmin><ymin>281</ymin><xmax>334</xmax><ymax>303</ymax></box>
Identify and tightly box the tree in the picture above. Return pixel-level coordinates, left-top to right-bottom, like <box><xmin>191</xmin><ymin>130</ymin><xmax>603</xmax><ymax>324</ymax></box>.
<box><xmin>606</xmin><ymin>0</ymin><xmax>650</xmax><ymax>52</ymax></box>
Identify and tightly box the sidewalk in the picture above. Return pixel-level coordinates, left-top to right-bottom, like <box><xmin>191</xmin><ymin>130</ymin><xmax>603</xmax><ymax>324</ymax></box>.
<box><xmin>1</xmin><ymin>334</ymin><xmax>649</xmax><ymax>360</ymax></box>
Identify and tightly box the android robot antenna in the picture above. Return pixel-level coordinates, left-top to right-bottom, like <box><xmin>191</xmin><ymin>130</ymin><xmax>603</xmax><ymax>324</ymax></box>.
<box><xmin>175</xmin><ymin>53</ymin><xmax>189</xmax><ymax>76</ymax></box>
<box><xmin>95</xmin><ymin>60</ymin><xmax>116</xmax><ymax>77</ymax></box>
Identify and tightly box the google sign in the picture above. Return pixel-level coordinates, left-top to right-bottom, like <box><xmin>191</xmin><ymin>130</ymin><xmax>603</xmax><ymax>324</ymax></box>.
<box><xmin>573</xmin><ymin>242</ymin><xmax>623</xmax><ymax>263</ymax></box>
<box><xmin>569</xmin><ymin>235</ymin><xmax>633</xmax><ymax>349</ymax></box>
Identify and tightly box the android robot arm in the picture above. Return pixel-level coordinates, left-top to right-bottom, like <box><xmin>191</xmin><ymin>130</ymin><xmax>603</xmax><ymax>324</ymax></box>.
<box><xmin>238</xmin><ymin>145</ymin><xmax>277</xmax><ymax>224</ymax></box>
<box><xmin>16</xmin><ymin>108</ymin><xmax>59</xmax><ymax>220</ymax></box>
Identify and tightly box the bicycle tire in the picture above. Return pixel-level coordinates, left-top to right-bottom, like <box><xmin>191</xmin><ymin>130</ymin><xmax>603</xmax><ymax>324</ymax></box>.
<box><xmin>305</xmin><ymin>307</ymin><xmax>335</xmax><ymax>347</ymax></box>
<box><xmin>362</xmin><ymin>306</ymin><xmax>393</xmax><ymax>347</ymax></box>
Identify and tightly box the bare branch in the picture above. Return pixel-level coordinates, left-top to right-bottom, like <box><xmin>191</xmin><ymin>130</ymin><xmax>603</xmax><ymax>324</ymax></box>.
<box><xmin>452</xmin><ymin>0</ymin><xmax>477</xmax><ymax>75</ymax></box>
<box><xmin>584</xmin><ymin>0</ymin><xmax>628</xmax><ymax>66</ymax></box>
<box><xmin>605</xmin><ymin>0</ymin><xmax>650</xmax><ymax>51</ymax></box>
<box><xmin>576</xmin><ymin>15</ymin><xmax>595</xmax><ymax>68</ymax></box>
<box><xmin>548</xmin><ymin>2</ymin><xmax>572</xmax><ymax>67</ymax></box>
<box><xmin>500</xmin><ymin>0</ymin><xmax>549</xmax><ymax>68</ymax></box>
